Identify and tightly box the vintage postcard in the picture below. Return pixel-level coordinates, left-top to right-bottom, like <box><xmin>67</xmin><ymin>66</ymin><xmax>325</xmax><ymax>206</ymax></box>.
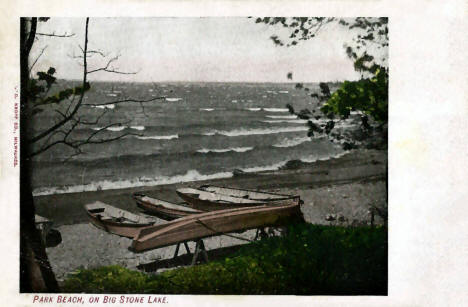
<box><xmin>0</xmin><ymin>1</ymin><xmax>466</xmax><ymax>306</ymax></box>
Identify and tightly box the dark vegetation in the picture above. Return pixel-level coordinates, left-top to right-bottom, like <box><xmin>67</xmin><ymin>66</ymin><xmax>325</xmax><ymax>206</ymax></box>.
<box><xmin>255</xmin><ymin>17</ymin><xmax>388</xmax><ymax>150</ymax></box>
<box><xmin>62</xmin><ymin>223</ymin><xmax>387</xmax><ymax>295</ymax></box>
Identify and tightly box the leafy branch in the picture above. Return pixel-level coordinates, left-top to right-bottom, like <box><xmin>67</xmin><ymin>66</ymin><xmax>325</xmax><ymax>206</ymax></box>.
<box><xmin>25</xmin><ymin>17</ymin><xmax>158</xmax><ymax>159</ymax></box>
<box><xmin>257</xmin><ymin>17</ymin><xmax>388</xmax><ymax>150</ymax></box>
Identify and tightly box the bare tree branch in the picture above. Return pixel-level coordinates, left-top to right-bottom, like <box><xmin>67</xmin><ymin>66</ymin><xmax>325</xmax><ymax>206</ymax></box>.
<box><xmin>28</xmin><ymin>18</ymin><xmax>90</xmax><ymax>146</ymax></box>
<box><xmin>75</xmin><ymin>109</ymin><xmax>109</xmax><ymax>125</ymax></box>
<box><xmin>30</xmin><ymin>119</ymin><xmax>80</xmax><ymax>157</ymax></box>
<box><xmin>36</xmin><ymin>32</ymin><xmax>75</xmax><ymax>38</ymax></box>
<box><xmin>83</xmin><ymin>96</ymin><xmax>166</xmax><ymax>107</ymax></box>
<box><xmin>87</xmin><ymin>50</ymin><xmax>108</xmax><ymax>57</ymax></box>
<box><xmin>29</xmin><ymin>45</ymin><xmax>48</xmax><ymax>74</ymax></box>
<box><xmin>28</xmin><ymin>17</ymin><xmax>151</xmax><ymax>159</ymax></box>
<box><xmin>54</xmin><ymin>109</ymin><xmax>67</xmax><ymax>119</ymax></box>
<box><xmin>82</xmin><ymin>124</ymin><xmax>137</xmax><ymax>145</ymax></box>
<box><xmin>139</xmin><ymin>101</ymin><xmax>149</xmax><ymax>117</ymax></box>
<box><xmin>64</xmin><ymin>94</ymin><xmax>77</xmax><ymax>115</ymax></box>
<box><xmin>87</xmin><ymin>55</ymin><xmax>139</xmax><ymax>75</ymax></box>
<box><xmin>79</xmin><ymin>45</ymin><xmax>108</xmax><ymax>58</ymax></box>
<box><xmin>30</xmin><ymin>116</ymin><xmax>137</xmax><ymax>157</ymax></box>
<box><xmin>71</xmin><ymin>47</ymin><xmax>109</xmax><ymax>59</ymax></box>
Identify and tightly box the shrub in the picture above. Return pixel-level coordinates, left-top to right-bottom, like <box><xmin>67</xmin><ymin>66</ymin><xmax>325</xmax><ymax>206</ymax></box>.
<box><xmin>63</xmin><ymin>223</ymin><xmax>387</xmax><ymax>295</ymax></box>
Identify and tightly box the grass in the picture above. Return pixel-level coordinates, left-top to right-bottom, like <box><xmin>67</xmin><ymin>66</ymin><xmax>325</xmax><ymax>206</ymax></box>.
<box><xmin>62</xmin><ymin>223</ymin><xmax>387</xmax><ymax>295</ymax></box>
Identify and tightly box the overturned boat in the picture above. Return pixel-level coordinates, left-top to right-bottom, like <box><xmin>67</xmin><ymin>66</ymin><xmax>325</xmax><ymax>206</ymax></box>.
<box><xmin>85</xmin><ymin>201</ymin><xmax>155</xmax><ymax>238</ymax></box>
<box><xmin>176</xmin><ymin>185</ymin><xmax>299</xmax><ymax>211</ymax></box>
<box><xmin>130</xmin><ymin>197</ymin><xmax>303</xmax><ymax>253</ymax></box>
<box><xmin>133</xmin><ymin>192</ymin><xmax>204</xmax><ymax>221</ymax></box>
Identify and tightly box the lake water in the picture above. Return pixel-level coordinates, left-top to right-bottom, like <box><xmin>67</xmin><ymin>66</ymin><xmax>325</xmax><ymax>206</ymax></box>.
<box><xmin>31</xmin><ymin>81</ymin><xmax>345</xmax><ymax>195</ymax></box>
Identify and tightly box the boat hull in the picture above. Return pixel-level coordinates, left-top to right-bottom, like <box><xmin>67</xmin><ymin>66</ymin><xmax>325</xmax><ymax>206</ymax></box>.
<box><xmin>85</xmin><ymin>201</ymin><xmax>155</xmax><ymax>238</ymax></box>
<box><xmin>87</xmin><ymin>216</ymin><xmax>153</xmax><ymax>238</ymax></box>
<box><xmin>176</xmin><ymin>189</ymin><xmax>300</xmax><ymax>211</ymax></box>
<box><xmin>199</xmin><ymin>185</ymin><xmax>294</xmax><ymax>201</ymax></box>
<box><xmin>133</xmin><ymin>194</ymin><xmax>203</xmax><ymax>221</ymax></box>
<box><xmin>130</xmin><ymin>198</ymin><xmax>302</xmax><ymax>253</ymax></box>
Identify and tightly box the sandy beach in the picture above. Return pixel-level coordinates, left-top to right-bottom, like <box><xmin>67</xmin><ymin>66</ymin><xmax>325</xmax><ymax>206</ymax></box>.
<box><xmin>36</xmin><ymin>148</ymin><xmax>387</xmax><ymax>281</ymax></box>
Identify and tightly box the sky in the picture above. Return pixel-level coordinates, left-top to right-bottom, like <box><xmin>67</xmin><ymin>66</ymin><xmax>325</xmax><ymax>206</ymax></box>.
<box><xmin>31</xmin><ymin>17</ymin><xmax>365</xmax><ymax>83</ymax></box>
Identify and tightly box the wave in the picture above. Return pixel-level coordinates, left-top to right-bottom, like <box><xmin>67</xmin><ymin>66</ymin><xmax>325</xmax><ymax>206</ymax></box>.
<box><xmin>278</xmin><ymin>90</ymin><xmax>289</xmax><ymax>93</ymax></box>
<box><xmin>273</xmin><ymin>136</ymin><xmax>311</xmax><ymax>148</ymax></box>
<box><xmin>106</xmin><ymin>93</ymin><xmax>118</xmax><ymax>97</ymax></box>
<box><xmin>166</xmin><ymin>98</ymin><xmax>182</xmax><ymax>102</ymax></box>
<box><xmin>240</xmin><ymin>151</ymin><xmax>347</xmax><ymax>173</ymax></box>
<box><xmin>241</xmin><ymin>161</ymin><xmax>288</xmax><ymax>173</ymax></box>
<box><xmin>215</xmin><ymin>126</ymin><xmax>308</xmax><ymax>137</ymax></box>
<box><xmin>200</xmin><ymin>108</ymin><xmax>214</xmax><ymax>111</ymax></box>
<box><xmin>135</xmin><ymin>134</ymin><xmax>178</xmax><ymax>140</ymax></box>
<box><xmin>246</xmin><ymin>108</ymin><xmax>261</xmax><ymax>111</ymax></box>
<box><xmin>299</xmin><ymin>151</ymin><xmax>347</xmax><ymax>163</ymax></box>
<box><xmin>32</xmin><ymin>170</ymin><xmax>234</xmax><ymax>196</ymax></box>
<box><xmin>92</xmin><ymin>125</ymin><xmax>126</xmax><ymax>132</ymax></box>
<box><xmin>130</xmin><ymin>126</ymin><xmax>145</xmax><ymax>131</ymax></box>
<box><xmin>32</xmin><ymin>149</ymin><xmax>348</xmax><ymax>196</ymax></box>
<box><xmin>107</xmin><ymin>126</ymin><xmax>126</xmax><ymax>132</ymax></box>
<box><xmin>263</xmin><ymin>108</ymin><xmax>289</xmax><ymax>112</ymax></box>
<box><xmin>266</xmin><ymin>115</ymin><xmax>296</xmax><ymax>119</ymax></box>
<box><xmin>92</xmin><ymin>104</ymin><xmax>115</xmax><ymax>109</ymax></box>
<box><xmin>262</xmin><ymin>119</ymin><xmax>309</xmax><ymax>124</ymax></box>
<box><xmin>201</xmin><ymin>131</ymin><xmax>216</xmax><ymax>136</ymax></box>
<box><xmin>197</xmin><ymin>147</ymin><xmax>253</xmax><ymax>153</ymax></box>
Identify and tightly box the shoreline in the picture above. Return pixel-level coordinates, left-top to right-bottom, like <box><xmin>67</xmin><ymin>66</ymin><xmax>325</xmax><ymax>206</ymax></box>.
<box><xmin>35</xmin><ymin>148</ymin><xmax>386</xmax><ymax>227</ymax></box>
<box><xmin>37</xmin><ymin>148</ymin><xmax>387</xmax><ymax>280</ymax></box>
<box><xmin>31</xmin><ymin>141</ymin><xmax>341</xmax><ymax>197</ymax></box>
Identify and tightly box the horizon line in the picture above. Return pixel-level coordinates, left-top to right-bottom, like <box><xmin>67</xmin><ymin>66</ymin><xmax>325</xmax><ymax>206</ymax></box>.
<box><xmin>59</xmin><ymin>79</ymin><xmax>349</xmax><ymax>84</ymax></box>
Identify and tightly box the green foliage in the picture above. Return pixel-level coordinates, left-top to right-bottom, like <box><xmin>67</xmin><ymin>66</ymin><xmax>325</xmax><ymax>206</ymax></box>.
<box><xmin>36</xmin><ymin>71</ymin><xmax>56</xmax><ymax>87</ymax></box>
<box><xmin>63</xmin><ymin>265</ymin><xmax>149</xmax><ymax>294</ymax></box>
<box><xmin>255</xmin><ymin>17</ymin><xmax>388</xmax><ymax>68</ymax></box>
<box><xmin>321</xmin><ymin>67</ymin><xmax>388</xmax><ymax>123</ymax></box>
<box><xmin>255</xmin><ymin>17</ymin><xmax>388</xmax><ymax>148</ymax></box>
<box><xmin>27</xmin><ymin>67</ymin><xmax>58</xmax><ymax>98</ymax></box>
<box><xmin>62</xmin><ymin>223</ymin><xmax>387</xmax><ymax>295</ymax></box>
<box><xmin>28</xmin><ymin>66</ymin><xmax>91</xmax><ymax>111</ymax></box>
<box><xmin>36</xmin><ymin>82</ymin><xmax>91</xmax><ymax>106</ymax></box>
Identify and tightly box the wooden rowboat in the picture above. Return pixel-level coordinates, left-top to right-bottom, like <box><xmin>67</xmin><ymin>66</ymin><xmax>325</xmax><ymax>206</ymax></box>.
<box><xmin>199</xmin><ymin>185</ymin><xmax>296</xmax><ymax>201</ymax></box>
<box><xmin>85</xmin><ymin>201</ymin><xmax>155</xmax><ymax>238</ymax></box>
<box><xmin>132</xmin><ymin>192</ymin><xmax>204</xmax><ymax>221</ymax></box>
<box><xmin>130</xmin><ymin>198</ymin><xmax>302</xmax><ymax>253</ymax></box>
<box><xmin>176</xmin><ymin>187</ymin><xmax>263</xmax><ymax>211</ymax></box>
<box><xmin>176</xmin><ymin>185</ymin><xmax>299</xmax><ymax>211</ymax></box>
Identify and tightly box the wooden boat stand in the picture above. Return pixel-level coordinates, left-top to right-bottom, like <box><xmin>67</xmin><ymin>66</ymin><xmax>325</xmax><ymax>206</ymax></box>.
<box><xmin>171</xmin><ymin>227</ymin><xmax>274</xmax><ymax>266</ymax></box>
<box><xmin>254</xmin><ymin>227</ymin><xmax>268</xmax><ymax>240</ymax></box>
<box><xmin>35</xmin><ymin>215</ymin><xmax>53</xmax><ymax>245</ymax></box>
<box><xmin>173</xmin><ymin>240</ymin><xmax>209</xmax><ymax>266</ymax></box>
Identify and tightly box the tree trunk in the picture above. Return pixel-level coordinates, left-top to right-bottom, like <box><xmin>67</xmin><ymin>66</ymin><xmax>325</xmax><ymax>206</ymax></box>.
<box><xmin>19</xmin><ymin>157</ymin><xmax>59</xmax><ymax>292</ymax></box>
<box><xmin>20</xmin><ymin>17</ymin><xmax>59</xmax><ymax>293</ymax></box>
